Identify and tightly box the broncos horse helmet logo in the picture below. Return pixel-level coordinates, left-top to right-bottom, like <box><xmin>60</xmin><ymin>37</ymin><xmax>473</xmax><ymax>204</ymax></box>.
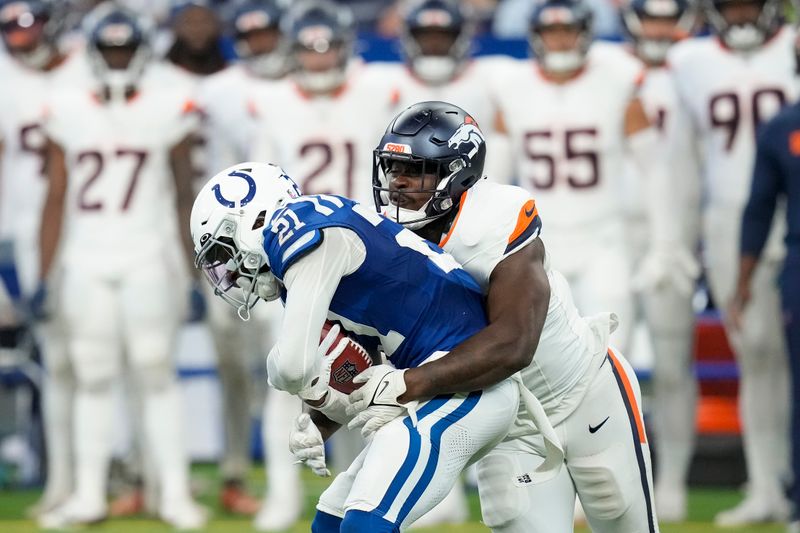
<box><xmin>447</xmin><ymin>116</ymin><xmax>485</xmax><ymax>162</ymax></box>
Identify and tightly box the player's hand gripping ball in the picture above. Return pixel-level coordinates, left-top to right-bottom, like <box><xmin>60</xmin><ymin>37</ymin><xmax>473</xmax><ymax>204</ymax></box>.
<box><xmin>320</xmin><ymin>321</ymin><xmax>373</xmax><ymax>395</ymax></box>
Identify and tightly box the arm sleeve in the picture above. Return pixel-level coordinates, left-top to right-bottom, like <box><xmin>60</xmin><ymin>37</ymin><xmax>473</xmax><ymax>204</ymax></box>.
<box><xmin>741</xmin><ymin>127</ymin><xmax>784</xmax><ymax>258</ymax></box>
<box><xmin>266</xmin><ymin>227</ymin><xmax>365</xmax><ymax>395</ymax></box>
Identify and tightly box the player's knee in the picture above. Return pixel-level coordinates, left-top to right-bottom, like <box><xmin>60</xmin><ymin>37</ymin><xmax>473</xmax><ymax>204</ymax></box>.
<box><xmin>131</xmin><ymin>357</ymin><xmax>175</xmax><ymax>392</ymax></box>
<box><xmin>570</xmin><ymin>461</ymin><xmax>633</xmax><ymax>520</ymax></box>
<box><xmin>476</xmin><ymin>453</ymin><xmax>531</xmax><ymax>527</ymax></box>
<box><xmin>340</xmin><ymin>510</ymin><xmax>399</xmax><ymax>533</ymax></box>
<box><xmin>310</xmin><ymin>510</ymin><xmax>342</xmax><ymax>533</ymax></box>
<box><xmin>71</xmin><ymin>342</ymin><xmax>117</xmax><ymax>391</ymax></box>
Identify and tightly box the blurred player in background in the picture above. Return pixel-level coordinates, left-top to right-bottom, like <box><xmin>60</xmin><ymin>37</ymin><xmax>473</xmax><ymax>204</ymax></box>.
<box><xmin>165</xmin><ymin>0</ymin><xmax>229</xmax><ymax>77</ymax></box>
<box><xmin>35</xmin><ymin>5</ymin><xmax>205</xmax><ymax>528</ymax></box>
<box><xmin>0</xmin><ymin>0</ymin><xmax>73</xmax><ymax>516</ymax></box>
<box><xmin>250</xmin><ymin>0</ymin><xmax>399</xmax><ymax>204</ymax></box>
<box><xmin>388</xmin><ymin>0</ymin><xmax>513</xmax><ymax>183</ymax></box>
<box><xmin>669</xmin><ymin>0</ymin><xmax>796</xmax><ymax>524</ymax></box>
<box><xmin>194</xmin><ymin>0</ymin><xmax>306</xmax><ymax>527</ymax></box>
<box><xmin>620</xmin><ymin>0</ymin><xmax>701</xmax><ymax>521</ymax></box>
<box><xmin>248</xmin><ymin>3</ymin><xmax>400</xmax><ymax>525</ymax></box>
<box><xmin>495</xmin><ymin>0</ymin><xmax>684</xmax><ymax>355</ymax></box>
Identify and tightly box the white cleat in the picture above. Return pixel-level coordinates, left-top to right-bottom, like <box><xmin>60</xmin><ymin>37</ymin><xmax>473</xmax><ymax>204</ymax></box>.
<box><xmin>788</xmin><ymin>520</ymin><xmax>800</xmax><ymax>533</ymax></box>
<box><xmin>37</xmin><ymin>497</ymin><xmax>106</xmax><ymax>529</ymax></box>
<box><xmin>160</xmin><ymin>499</ymin><xmax>208</xmax><ymax>530</ymax></box>
<box><xmin>26</xmin><ymin>491</ymin><xmax>70</xmax><ymax>519</ymax></box>
<box><xmin>655</xmin><ymin>485</ymin><xmax>687</xmax><ymax>523</ymax></box>
<box><xmin>411</xmin><ymin>484</ymin><xmax>468</xmax><ymax>529</ymax></box>
<box><xmin>714</xmin><ymin>494</ymin><xmax>790</xmax><ymax>527</ymax></box>
<box><xmin>254</xmin><ymin>491</ymin><xmax>302</xmax><ymax>532</ymax></box>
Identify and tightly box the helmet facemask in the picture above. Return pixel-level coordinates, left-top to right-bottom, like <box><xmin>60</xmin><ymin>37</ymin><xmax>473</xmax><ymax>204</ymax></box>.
<box><xmin>705</xmin><ymin>0</ymin><xmax>781</xmax><ymax>51</ymax></box>
<box><xmin>0</xmin><ymin>1</ymin><xmax>60</xmax><ymax>69</ymax></box>
<box><xmin>195</xmin><ymin>217</ymin><xmax>278</xmax><ymax>320</ymax></box>
<box><xmin>529</xmin><ymin>2</ymin><xmax>594</xmax><ymax>75</ymax></box>
<box><xmin>373</xmin><ymin>151</ymin><xmax>461</xmax><ymax>229</ymax></box>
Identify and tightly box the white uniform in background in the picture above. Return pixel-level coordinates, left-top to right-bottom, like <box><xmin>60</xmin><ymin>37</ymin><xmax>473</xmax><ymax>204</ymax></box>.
<box><xmin>42</xmin><ymin>56</ymin><xmax>200</xmax><ymax>522</ymax></box>
<box><xmin>437</xmin><ymin>178</ymin><xmax>658</xmax><ymax>532</ymax></box>
<box><xmin>0</xmin><ymin>55</ymin><xmax>73</xmax><ymax>511</ymax></box>
<box><xmin>669</xmin><ymin>27</ymin><xmax>795</xmax><ymax>519</ymax></box>
<box><xmin>386</xmin><ymin>55</ymin><xmax>516</xmax><ymax>184</ymax></box>
<box><xmin>196</xmin><ymin>63</ymin><xmax>302</xmax><ymax>527</ymax></box>
<box><xmin>623</xmin><ymin>63</ymin><xmax>701</xmax><ymax>512</ymax></box>
<box><xmin>250</xmin><ymin>60</ymin><xmax>400</xmax><ymax>205</ymax></box>
<box><xmin>496</xmin><ymin>42</ymin><xmax>644</xmax><ymax>353</ymax></box>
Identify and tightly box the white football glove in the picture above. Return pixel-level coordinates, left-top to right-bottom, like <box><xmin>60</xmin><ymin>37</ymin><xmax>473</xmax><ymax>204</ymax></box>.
<box><xmin>632</xmin><ymin>246</ymin><xmax>700</xmax><ymax>296</ymax></box>
<box><xmin>289</xmin><ymin>413</ymin><xmax>330</xmax><ymax>477</ymax></box>
<box><xmin>297</xmin><ymin>323</ymin><xmax>353</xmax><ymax>425</ymax></box>
<box><xmin>345</xmin><ymin>365</ymin><xmax>417</xmax><ymax>439</ymax></box>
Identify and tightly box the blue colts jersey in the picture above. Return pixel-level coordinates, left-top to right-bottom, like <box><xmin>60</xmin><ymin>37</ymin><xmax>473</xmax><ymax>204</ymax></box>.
<box><xmin>262</xmin><ymin>195</ymin><xmax>487</xmax><ymax>369</ymax></box>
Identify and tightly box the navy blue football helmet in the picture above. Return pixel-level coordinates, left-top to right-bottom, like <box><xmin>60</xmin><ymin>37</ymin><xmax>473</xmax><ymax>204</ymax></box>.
<box><xmin>85</xmin><ymin>4</ymin><xmax>152</xmax><ymax>102</ymax></box>
<box><xmin>0</xmin><ymin>0</ymin><xmax>62</xmax><ymax>68</ymax></box>
<box><xmin>230</xmin><ymin>0</ymin><xmax>288</xmax><ymax>78</ymax></box>
<box><xmin>622</xmin><ymin>0</ymin><xmax>696</xmax><ymax>64</ymax></box>
<box><xmin>284</xmin><ymin>0</ymin><xmax>354</xmax><ymax>93</ymax></box>
<box><xmin>529</xmin><ymin>0</ymin><xmax>593</xmax><ymax>74</ymax></box>
<box><xmin>401</xmin><ymin>0</ymin><xmax>474</xmax><ymax>85</ymax></box>
<box><xmin>703</xmin><ymin>0</ymin><xmax>782</xmax><ymax>51</ymax></box>
<box><xmin>373</xmin><ymin>101</ymin><xmax>487</xmax><ymax>228</ymax></box>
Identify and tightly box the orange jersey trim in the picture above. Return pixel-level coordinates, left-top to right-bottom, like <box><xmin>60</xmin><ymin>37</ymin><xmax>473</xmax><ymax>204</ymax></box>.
<box><xmin>508</xmin><ymin>199</ymin><xmax>538</xmax><ymax>245</ymax></box>
<box><xmin>439</xmin><ymin>191</ymin><xmax>468</xmax><ymax>248</ymax></box>
<box><xmin>608</xmin><ymin>348</ymin><xmax>647</xmax><ymax>444</ymax></box>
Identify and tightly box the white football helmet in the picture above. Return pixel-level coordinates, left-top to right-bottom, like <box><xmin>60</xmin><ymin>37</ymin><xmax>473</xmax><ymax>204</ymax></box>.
<box><xmin>190</xmin><ymin>162</ymin><xmax>302</xmax><ymax>319</ymax></box>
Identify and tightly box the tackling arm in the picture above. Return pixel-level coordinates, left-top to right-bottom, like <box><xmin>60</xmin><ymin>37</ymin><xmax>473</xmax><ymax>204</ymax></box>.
<box><xmin>38</xmin><ymin>139</ymin><xmax>67</xmax><ymax>280</ymax></box>
<box><xmin>400</xmin><ymin>238</ymin><xmax>550</xmax><ymax>401</ymax></box>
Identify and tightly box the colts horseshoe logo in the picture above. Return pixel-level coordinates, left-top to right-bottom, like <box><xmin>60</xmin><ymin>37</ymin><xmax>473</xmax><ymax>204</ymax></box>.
<box><xmin>213</xmin><ymin>170</ymin><xmax>257</xmax><ymax>208</ymax></box>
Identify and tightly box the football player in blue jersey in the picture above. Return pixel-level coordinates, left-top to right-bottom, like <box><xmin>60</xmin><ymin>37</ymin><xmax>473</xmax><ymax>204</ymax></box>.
<box><xmin>189</xmin><ymin>161</ymin><xmax>546</xmax><ymax>532</ymax></box>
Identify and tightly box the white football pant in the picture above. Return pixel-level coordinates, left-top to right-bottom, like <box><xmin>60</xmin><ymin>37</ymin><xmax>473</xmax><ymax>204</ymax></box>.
<box><xmin>60</xmin><ymin>257</ymin><xmax>192</xmax><ymax>511</ymax></box>
<box><xmin>476</xmin><ymin>349</ymin><xmax>658</xmax><ymax>533</ymax></box>
<box><xmin>317</xmin><ymin>379</ymin><xmax>518</xmax><ymax>530</ymax></box>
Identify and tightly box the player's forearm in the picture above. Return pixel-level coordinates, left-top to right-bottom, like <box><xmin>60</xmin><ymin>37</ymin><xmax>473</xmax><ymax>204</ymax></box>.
<box><xmin>308</xmin><ymin>409</ymin><xmax>340</xmax><ymax>442</ymax></box>
<box><xmin>735</xmin><ymin>255</ymin><xmax>759</xmax><ymax>294</ymax></box>
<box><xmin>38</xmin><ymin>197</ymin><xmax>63</xmax><ymax>280</ymax></box>
<box><xmin>402</xmin><ymin>323</ymin><xmax>536</xmax><ymax>401</ymax></box>
<box><xmin>170</xmin><ymin>139</ymin><xmax>198</xmax><ymax>276</ymax></box>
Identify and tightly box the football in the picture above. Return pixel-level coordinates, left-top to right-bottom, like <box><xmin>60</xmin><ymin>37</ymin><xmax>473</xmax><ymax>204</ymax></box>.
<box><xmin>321</xmin><ymin>321</ymin><xmax>373</xmax><ymax>394</ymax></box>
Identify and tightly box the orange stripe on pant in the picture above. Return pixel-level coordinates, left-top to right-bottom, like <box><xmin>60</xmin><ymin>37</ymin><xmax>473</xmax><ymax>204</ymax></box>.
<box><xmin>608</xmin><ymin>348</ymin><xmax>647</xmax><ymax>444</ymax></box>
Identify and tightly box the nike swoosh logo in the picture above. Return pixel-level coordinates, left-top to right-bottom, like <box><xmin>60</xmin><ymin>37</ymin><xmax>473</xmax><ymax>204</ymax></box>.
<box><xmin>589</xmin><ymin>416</ymin><xmax>610</xmax><ymax>434</ymax></box>
<box><xmin>525</xmin><ymin>205</ymin><xmax>535</xmax><ymax>217</ymax></box>
<box><xmin>377</xmin><ymin>380</ymin><xmax>390</xmax><ymax>398</ymax></box>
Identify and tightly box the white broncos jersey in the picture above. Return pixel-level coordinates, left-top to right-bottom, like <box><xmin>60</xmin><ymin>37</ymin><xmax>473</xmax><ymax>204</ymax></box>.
<box><xmin>668</xmin><ymin>27</ymin><xmax>798</xmax><ymax>211</ymax></box>
<box><xmin>45</xmin><ymin>57</ymin><xmax>199</xmax><ymax>274</ymax></box>
<box><xmin>250</xmin><ymin>60</ymin><xmax>400</xmax><ymax>204</ymax></box>
<box><xmin>496</xmin><ymin>42</ymin><xmax>644</xmax><ymax>234</ymax></box>
<box><xmin>0</xmin><ymin>57</ymin><xmax>67</xmax><ymax>271</ymax></box>
<box><xmin>439</xmin><ymin>179</ymin><xmax>611</xmax><ymax>425</ymax></box>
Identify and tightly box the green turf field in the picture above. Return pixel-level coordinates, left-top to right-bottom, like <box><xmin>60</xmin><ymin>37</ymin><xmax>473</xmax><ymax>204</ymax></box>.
<box><xmin>0</xmin><ymin>465</ymin><xmax>787</xmax><ymax>532</ymax></box>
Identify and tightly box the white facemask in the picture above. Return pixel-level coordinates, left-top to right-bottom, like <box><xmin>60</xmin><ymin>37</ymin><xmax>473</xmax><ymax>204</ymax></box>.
<box><xmin>246</xmin><ymin>51</ymin><xmax>288</xmax><ymax>79</ymax></box>
<box><xmin>411</xmin><ymin>56</ymin><xmax>458</xmax><ymax>84</ymax></box>
<box><xmin>724</xmin><ymin>23</ymin><xmax>765</xmax><ymax>51</ymax></box>
<box><xmin>542</xmin><ymin>50</ymin><xmax>584</xmax><ymax>73</ymax></box>
<box><xmin>294</xmin><ymin>67</ymin><xmax>346</xmax><ymax>93</ymax></box>
<box><xmin>637</xmin><ymin>39</ymin><xmax>672</xmax><ymax>64</ymax></box>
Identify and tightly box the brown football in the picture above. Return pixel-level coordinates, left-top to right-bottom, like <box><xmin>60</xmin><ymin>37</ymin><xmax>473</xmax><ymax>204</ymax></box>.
<box><xmin>321</xmin><ymin>321</ymin><xmax>373</xmax><ymax>394</ymax></box>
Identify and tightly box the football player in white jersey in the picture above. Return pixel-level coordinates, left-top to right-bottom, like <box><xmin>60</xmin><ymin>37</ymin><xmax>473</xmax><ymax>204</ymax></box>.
<box><xmin>194</xmin><ymin>1</ymin><xmax>301</xmax><ymax>524</ymax></box>
<box><xmin>250</xmin><ymin>0</ymin><xmax>400</xmax><ymax>205</ymax></box>
<box><xmin>385</xmin><ymin>0</ymin><xmax>514</xmax><ymax>184</ymax></box>
<box><xmin>620</xmin><ymin>0</ymin><xmax>702</xmax><ymax>521</ymax></box>
<box><xmin>292</xmin><ymin>101</ymin><xmax>660</xmax><ymax>532</ymax></box>
<box><xmin>494</xmin><ymin>0</ymin><xmax>688</xmax><ymax>355</ymax></box>
<box><xmin>35</xmin><ymin>6</ymin><xmax>206</xmax><ymax>528</ymax></box>
<box><xmin>0</xmin><ymin>0</ymin><xmax>73</xmax><ymax>516</ymax></box>
<box><xmin>669</xmin><ymin>0</ymin><xmax>795</xmax><ymax>524</ymax></box>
